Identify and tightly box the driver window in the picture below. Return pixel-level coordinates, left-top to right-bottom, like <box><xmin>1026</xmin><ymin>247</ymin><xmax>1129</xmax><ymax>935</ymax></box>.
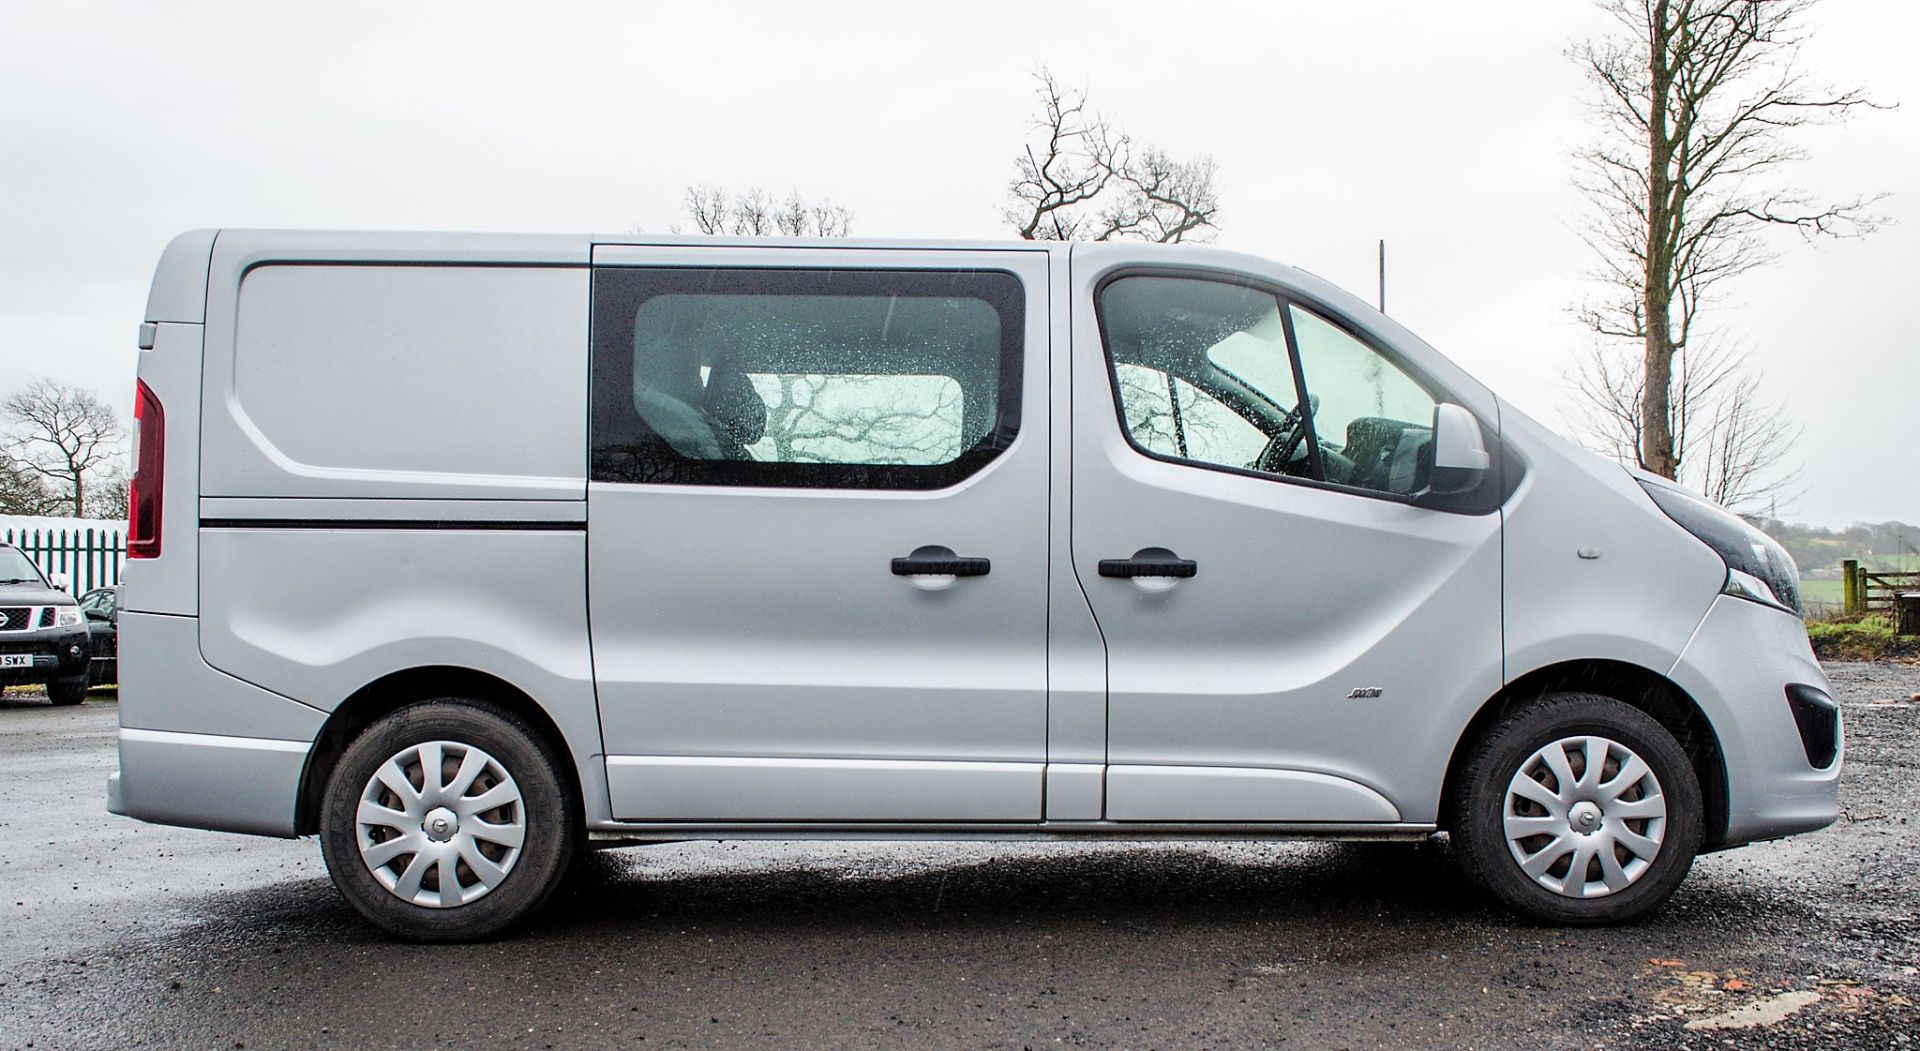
<box><xmin>1097</xmin><ymin>275</ymin><xmax>1308</xmax><ymax>478</ymax></box>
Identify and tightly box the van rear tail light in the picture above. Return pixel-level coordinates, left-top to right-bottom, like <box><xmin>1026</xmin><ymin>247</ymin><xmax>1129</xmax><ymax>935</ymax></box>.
<box><xmin>129</xmin><ymin>379</ymin><xmax>165</xmax><ymax>559</ymax></box>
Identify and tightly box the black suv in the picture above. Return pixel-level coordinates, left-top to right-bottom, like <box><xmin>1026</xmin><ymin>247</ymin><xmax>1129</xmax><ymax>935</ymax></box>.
<box><xmin>79</xmin><ymin>586</ymin><xmax>120</xmax><ymax>686</ymax></box>
<box><xmin>0</xmin><ymin>543</ymin><xmax>91</xmax><ymax>705</ymax></box>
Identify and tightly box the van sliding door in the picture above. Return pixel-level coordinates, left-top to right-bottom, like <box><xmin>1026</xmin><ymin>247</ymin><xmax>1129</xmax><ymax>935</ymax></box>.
<box><xmin>586</xmin><ymin>245</ymin><xmax>1052</xmax><ymax>823</ymax></box>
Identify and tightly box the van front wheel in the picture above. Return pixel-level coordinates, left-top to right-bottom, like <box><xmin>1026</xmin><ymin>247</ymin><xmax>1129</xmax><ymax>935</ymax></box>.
<box><xmin>319</xmin><ymin>700</ymin><xmax>578</xmax><ymax>941</ymax></box>
<box><xmin>1451</xmin><ymin>693</ymin><xmax>1702</xmax><ymax>925</ymax></box>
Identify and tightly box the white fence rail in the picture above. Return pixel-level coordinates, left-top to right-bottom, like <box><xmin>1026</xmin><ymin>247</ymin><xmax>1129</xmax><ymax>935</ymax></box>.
<box><xmin>1</xmin><ymin>516</ymin><xmax>127</xmax><ymax>594</ymax></box>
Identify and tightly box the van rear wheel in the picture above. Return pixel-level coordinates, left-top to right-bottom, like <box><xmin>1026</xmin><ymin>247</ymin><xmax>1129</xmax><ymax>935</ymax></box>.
<box><xmin>1451</xmin><ymin>692</ymin><xmax>1702</xmax><ymax>925</ymax></box>
<box><xmin>319</xmin><ymin>700</ymin><xmax>577</xmax><ymax>941</ymax></box>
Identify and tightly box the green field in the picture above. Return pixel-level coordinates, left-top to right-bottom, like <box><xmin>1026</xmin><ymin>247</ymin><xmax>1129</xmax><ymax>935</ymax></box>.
<box><xmin>1801</xmin><ymin>572</ymin><xmax>1919</xmax><ymax>617</ymax></box>
<box><xmin>1801</xmin><ymin>578</ymin><xmax>1844</xmax><ymax>608</ymax></box>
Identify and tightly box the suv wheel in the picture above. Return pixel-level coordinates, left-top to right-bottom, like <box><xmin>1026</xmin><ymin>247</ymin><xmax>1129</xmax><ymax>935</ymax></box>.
<box><xmin>47</xmin><ymin>677</ymin><xmax>88</xmax><ymax>706</ymax></box>
<box><xmin>319</xmin><ymin>700</ymin><xmax>577</xmax><ymax>941</ymax></box>
<box><xmin>1451</xmin><ymin>692</ymin><xmax>1702</xmax><ymax>925</ymax></box>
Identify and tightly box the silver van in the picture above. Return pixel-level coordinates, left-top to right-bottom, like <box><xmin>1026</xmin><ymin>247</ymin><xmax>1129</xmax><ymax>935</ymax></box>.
<box><xmin>109</xmin><ymin>231</ymin><xmax>1840</xmax><ymax>940</ymax></box>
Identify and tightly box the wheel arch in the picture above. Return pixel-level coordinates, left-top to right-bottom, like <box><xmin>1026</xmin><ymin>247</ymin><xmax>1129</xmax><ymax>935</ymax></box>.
<box><xmin>1439</xmin><ymin>659</ymin><xmax>1731</xmax><ymax>849</ymax></box>
<box><xmin>294</xmin><ymin>665</ymin><xmax>582</xmax><ymax>837</ymax></box>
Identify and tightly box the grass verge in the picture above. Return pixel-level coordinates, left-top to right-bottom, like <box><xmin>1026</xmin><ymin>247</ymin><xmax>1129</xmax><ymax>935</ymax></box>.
<box><xmin>1806</xmin><ymin>614</ymin><xmax>1920</xmax><ymax>662</ymax></box>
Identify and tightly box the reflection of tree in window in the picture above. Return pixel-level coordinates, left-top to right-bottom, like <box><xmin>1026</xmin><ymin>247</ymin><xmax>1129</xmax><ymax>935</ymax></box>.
<box><xmin>1114</xmin><ymin>363</ymin><xmax>1265</xmax><ymax>469</ymax></box>
<box><xmin>1363</xmin><ymin>354</ymin><xmax>1386</xmax><ymax>417</ymax></box>
<box><xmin>748</xmin><ymin>373</ymin><xmax>964</xmax><ymax>466</ymax></box>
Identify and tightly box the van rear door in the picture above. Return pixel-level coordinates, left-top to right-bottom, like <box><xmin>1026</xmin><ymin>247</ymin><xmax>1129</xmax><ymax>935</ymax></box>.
<box><xmin>587</xmin><ymin>244</ymin><xmax>1052</xmax><ymax>823</ymax></box>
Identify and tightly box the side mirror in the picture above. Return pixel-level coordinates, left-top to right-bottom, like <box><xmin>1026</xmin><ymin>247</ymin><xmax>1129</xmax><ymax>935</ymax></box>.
<box><xmin>48</xmin><ymin>572</ymin><xmax>70</xmax><ymax>592</ymax></box>
<box><xmin>1427</xmin><ymin>403</ymin><xmax>1491</xmax><ymax>495</ymax></box>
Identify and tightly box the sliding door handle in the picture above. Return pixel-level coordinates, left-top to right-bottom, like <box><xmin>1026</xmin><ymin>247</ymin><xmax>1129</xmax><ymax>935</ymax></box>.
<box><xmin>1098</xmin><ymin>548</ymin><xmax>1197</xmax><ymax>579</ymax></box>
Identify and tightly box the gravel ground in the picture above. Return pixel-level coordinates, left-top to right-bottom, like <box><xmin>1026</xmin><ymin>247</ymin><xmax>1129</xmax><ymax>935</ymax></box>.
<box><xmin>0</xmin><ymin>666</ymin><xmax>1915</xmax><ymax>1050</ymax></box>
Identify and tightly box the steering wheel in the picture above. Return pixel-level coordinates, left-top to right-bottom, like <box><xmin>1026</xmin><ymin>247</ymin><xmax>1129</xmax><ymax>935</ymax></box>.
<box><xmin>1253</xmin><ymin>395</ymin><xmax>1317</xmax><ymax>476</ymax></box>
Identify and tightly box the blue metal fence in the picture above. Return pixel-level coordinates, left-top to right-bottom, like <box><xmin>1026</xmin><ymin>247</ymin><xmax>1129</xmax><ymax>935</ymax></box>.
<box><xmin>1</xmin><ymin>520</ymin><xmax>126</xmax><ymax>594</ymax></box>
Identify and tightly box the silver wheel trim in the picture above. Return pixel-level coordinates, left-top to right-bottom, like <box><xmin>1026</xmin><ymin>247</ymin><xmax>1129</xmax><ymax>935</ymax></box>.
<box><xmin>1502</xmin><ymin>734</ymin><xmax>1667</xmax><ymax>899</ymax></box>
<box><xmin>355</xmin><ymin>740</ymin><xmax>527</xmax><ymax>908</ymax></box>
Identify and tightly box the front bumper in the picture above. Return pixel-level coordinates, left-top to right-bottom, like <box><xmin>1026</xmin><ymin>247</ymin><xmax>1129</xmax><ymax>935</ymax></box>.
<box><xmin>0</xmin><ymin>627</ymin><xmax>91</xmax><ymax>685</ymax></box>
<box><xmin>1669</xmin><ymin>595</ymin><xmax>1842</xmax><ymax>848</ymax></box>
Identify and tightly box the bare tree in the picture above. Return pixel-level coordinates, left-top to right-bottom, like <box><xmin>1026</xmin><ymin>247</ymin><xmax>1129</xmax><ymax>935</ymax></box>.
<box><xmin>1692</xmin><ymin>367</ymin><xmax>1801</xmax><ymax>512</ymax></box>
<box><xmin>1571</xmin><ymin>0</ymin><xmax>1887</xmax><ymax>483</ymax></box>
<box><xmin>1573</xmin><ymin>336</ymin><xmax>1799</xmax><ymax>514</ymax></box>
<box><xmin>2</xmin><ymin>379</ymin><xmax>124</xmax><ymax>519</ymax></box>
<box><xmin>806</xmin><ymin>200</ymin><xmax>855</xmax><ymax>238</ymax></box>
<box><xmin>0</xmin><ymin>457</ymin><xmax>59</xmax><ymax>517</ymax></box>
<box><xmin>684</xmin><ymin>185</ymin><xmax>731</xmax><ymax>235</ymax></box>
<box><xmin>1004</xmin><ymin>69</ymin><xmax>1219</xmax><ymax>243</ymax></box>
<box><xmin>1096</xmin><ymin>147</ymin><xmax>1221</xmax><ymax>243</ymax></box>
<box><xmin>682</xmin><ymin>186</ymin><xmax>853</xmax><ymax>237</ymax></box>
<box><xmin>1004</xmin><ymin>70</ymin><xmax>1122</xmax><ymax>240</ymax></box>
<box><xmin>84</xmin><ymin>460</ymin><xmax>131</xmax><ymax>520</ymax></box>
<box><xmin>732</xmin><ymin>187</ymin><xmax>772</xmax><ymax>236</ymax></box>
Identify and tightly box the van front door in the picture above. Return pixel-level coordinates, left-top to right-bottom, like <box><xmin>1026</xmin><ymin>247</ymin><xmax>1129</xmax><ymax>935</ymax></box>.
<box><xmin>587</xmin><ymin>245</ymin><xmax>1051</xmax><ymax>823</ymax></box>
<box><xmin>1070</xmin><ymin>259</ymin><xmax>1504</xmax><ymax>826</ymax></box>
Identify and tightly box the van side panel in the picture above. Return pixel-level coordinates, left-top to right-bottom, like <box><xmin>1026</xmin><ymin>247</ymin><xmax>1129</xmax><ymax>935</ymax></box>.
<box><xmin>200</xmin><ymin>239</ymin><xmax>590</xmax><ymax>502</ymax></box>
<box><xmin>121</xmin><ymin>610</ymin><xmax>325</xmax><ymax>740</ymax></box>
<box><xmin>188</xmin><ymin>246</ymin><xmax>605</xmax><ymax>821</ymax></box>
<box><xmin>196</xmin><ymin>527</ymin><xmax>606</xmax><ymax>820</ymax></box>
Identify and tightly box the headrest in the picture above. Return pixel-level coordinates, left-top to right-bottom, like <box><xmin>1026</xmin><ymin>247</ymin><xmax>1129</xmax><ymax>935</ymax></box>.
<box><xmin>702</xmin><ymin>367</ymin><xmax>767</xmax><ymax>448</ymax></box>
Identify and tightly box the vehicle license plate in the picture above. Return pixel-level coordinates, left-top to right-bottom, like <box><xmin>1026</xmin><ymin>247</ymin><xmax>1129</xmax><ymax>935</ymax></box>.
<box><xmin>0</xmin><ymin>654</ymin><xmax>31</xmax><ymax>669</ymax></box>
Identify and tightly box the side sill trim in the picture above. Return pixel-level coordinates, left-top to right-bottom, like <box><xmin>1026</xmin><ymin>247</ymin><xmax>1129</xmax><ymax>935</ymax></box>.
<box><xmin>585</xmin><ymin>821</ymin><xmax>1438</xmax><ymax>842</ymax></box>
<box><xmin>201</xmin><ymin>518</ymin><xmax>584</xmax><ymax>532</ymax></box>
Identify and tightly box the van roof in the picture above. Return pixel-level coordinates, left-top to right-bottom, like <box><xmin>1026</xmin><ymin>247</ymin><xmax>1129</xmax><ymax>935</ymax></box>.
<box><xmin>148</xmin><ymin>229</ymin><xmax>1282</xmax><ymax>324</ymax></box>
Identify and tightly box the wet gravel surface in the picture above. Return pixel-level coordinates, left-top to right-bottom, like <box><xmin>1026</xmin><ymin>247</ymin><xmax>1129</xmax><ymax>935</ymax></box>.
<box><xmin>1</xmin><ymin>666</ymin><xmax>1915</xmax><ymax>1050</ymax></box>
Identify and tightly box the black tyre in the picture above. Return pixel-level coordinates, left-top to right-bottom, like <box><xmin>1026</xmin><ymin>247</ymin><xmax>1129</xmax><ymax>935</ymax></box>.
<box><xmin>1450</xmin><ymin>692</ymin><xmax>1702</xmax><ymax>925</ymax></box>
<box><xmin>319</xmin><ymin>700</ymin><xmax>578</xmax><ymax>941</ymax></box>
<box><xmin>46</xmin><ymin>676</ymin><xmax>88</xmax><ymax>706</ymax></box>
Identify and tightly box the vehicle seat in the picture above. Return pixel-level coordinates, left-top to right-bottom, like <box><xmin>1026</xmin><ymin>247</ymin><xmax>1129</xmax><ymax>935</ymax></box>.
<box><xmin>1342</xmin><ymin>416</ymin><xmax>1431</xmax><ymax>495</ymax></box>
<box><xmin>700</xmin><ymin>365</ymin><xmax>767</xmax><ymax>459</ymax></box>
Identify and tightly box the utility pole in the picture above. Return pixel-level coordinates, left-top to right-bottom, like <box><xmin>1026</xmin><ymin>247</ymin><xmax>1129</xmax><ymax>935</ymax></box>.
<box><xmin>1377</xmin><ymin>239</ymin><xmax>1386</xmax><ymax>314</ymax></box>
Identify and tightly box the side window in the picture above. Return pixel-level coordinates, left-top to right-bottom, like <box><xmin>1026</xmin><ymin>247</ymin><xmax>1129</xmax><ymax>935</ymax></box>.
<box><xmin>1097</xmin><ymin>275</ymin><xmax>1311</xmax><ymax>479</ymax></box>
<box><xmin>591</xmin><ymin>268</ymin><xmax>1023</xmax><ymax>489</ymax></box>
<box><xmin>1096</xmin><ymin>273</ymin><xmax>1449</xmax><ymax>500</ymax></box>
<box><xmin>1289</xmin><ymin>305</ymin><xmax>1437</xmax><ymax>497</ymax></box>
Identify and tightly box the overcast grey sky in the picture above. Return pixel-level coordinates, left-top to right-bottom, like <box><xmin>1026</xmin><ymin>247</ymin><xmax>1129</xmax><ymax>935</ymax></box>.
<box><xmin>3</xmin><ymin>0</ymin><xmax>1914</xmax><ymax>527</ymax></box>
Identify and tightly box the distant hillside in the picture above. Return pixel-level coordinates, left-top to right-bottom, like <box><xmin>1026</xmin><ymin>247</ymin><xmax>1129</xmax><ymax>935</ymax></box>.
<box><xmin>1752</xmin><ymin>518</ymin><xmax>1920</xmax><ymax>577</ymax></box>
